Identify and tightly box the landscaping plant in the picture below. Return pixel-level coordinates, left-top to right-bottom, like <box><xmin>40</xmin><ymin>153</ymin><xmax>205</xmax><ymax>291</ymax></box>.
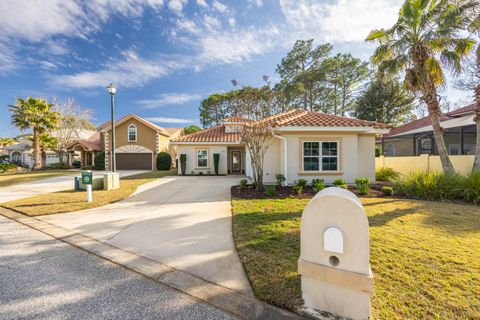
<box><xmin>93</xmin><ymin>152</ymin><xmax>105</xmax><ymax>170</ymax></box>
<box><xmin>375</xmin><ymin>167</ymin><xmax>400</xmax><ymax>182</ymax></box>
<box><xmin>311</xmin><ymin>179</ymin><xmax>325</xmax><ymax>193</ymax></box>
<box><xmin>395</xmin><ymin>171</ymin><xmax>463</xmax><ymax>201</ymax></box>
<box><xmin>264</xmin><ymin>185</ymin><xmax>276</xmax><ymax>197</ymax></box>
<box><xmin>332</xmin><ymin>178</ymin><xmax>347</xmax><ymax>189</ymax></box>
<box><xmin>239</xmin><ymin>179</ymin><xmax>248</xmax><ymax>190</ymax></box>
<box><xmin>156</xmin><ymin>152</ymin><xmax>172</xmax><ymax>170</ymax></box>
<box><xmin>292</xmin><ymin>185</ymin><xmax>303</xmax><ymax>195</ymax></box>
<box><xmin>294</xmin><ymin>179</ymin><xmax>307</xmax><ymax>188</ymax></box>
<box><xmin>381</xmin><ymin>186</ymin><xmax>393</xmax><ymax>196</ymax></box>
<box><xmin>275</xmin><ymin>173</ymin><xmax>286</xmax><ymax>187</ymax></box>
<box><xmin>180</xmin><ymin>154</ymin><xmax>186</xmax><ymax>175</ymax></box>
<box><xmin>355</xmin><ymin>177</ymin><xmax>370</xmax><ymax>195</ymax></box>
<box><xmin>461</xmin><ymin>171</ymin><xmax>480</xmax><ymax>204</ymax></box>
<box><xmin>213</xmin><ymin>153</ymin><xmax>220</xmax><ymax>175</ymax></box>
<box><xmin>0</xmin><ymin>163</ymin><xmax>17</xmax><ymax>174</ymax></box>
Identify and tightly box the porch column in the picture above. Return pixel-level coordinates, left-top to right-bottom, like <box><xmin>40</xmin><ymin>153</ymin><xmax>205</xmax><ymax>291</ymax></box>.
<box><xmin>460</xmin><ymin>126</ymin><xmax>464</xmax><ymax>155</ymax></box>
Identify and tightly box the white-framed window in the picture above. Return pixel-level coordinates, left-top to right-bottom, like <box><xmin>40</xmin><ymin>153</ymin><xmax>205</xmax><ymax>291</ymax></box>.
<box><xmin>303</xmin><ymin>141</ymin><xmax>339</xmax><ymax>172</ymax></box>
<box><xmin>128</xmin><ymin>124</ymin><xmax>137</xmax><ymax>142</ymax></box>
<box><xmin>197</xmin><ymin>149</ymin><xmax>208</xmax><ymax>168</ymax></box>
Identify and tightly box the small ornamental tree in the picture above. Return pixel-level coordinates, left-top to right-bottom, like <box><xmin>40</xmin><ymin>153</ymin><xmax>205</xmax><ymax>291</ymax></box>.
<box><xmin>156</xmin><ymin>152</ymin><xmax>172</xmax><ymax>170</ymax></box>
<box><xmin>94</xmin><ymin>152</ymin><xmax>105</xmax><ymax>170</ymax></box>
<box><xmin>180</xmin><ymin>154</ymin><xmax>187</xmax><ymax>175</ymax></box>
<box><xmin>213</xmin><ymin>153</ymin><xmax>220</xmax><ymax>175</ymax></box>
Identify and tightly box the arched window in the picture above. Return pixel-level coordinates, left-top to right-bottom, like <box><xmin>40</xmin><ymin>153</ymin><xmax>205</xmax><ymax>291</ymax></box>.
<box><xmin>128</xmin><ymin>124</ymin><xmax>137</xmax><ymax>142</ymax></box>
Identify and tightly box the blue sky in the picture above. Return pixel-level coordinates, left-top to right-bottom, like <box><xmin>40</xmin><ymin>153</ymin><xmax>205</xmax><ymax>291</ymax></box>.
<box><xmin>0</xmin><ymin>0</ymin><xmax>470</xmax><ymax>137</ymax></box>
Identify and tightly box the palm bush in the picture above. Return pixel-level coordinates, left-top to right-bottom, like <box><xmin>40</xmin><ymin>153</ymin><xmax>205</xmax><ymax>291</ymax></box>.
<box><xmin>239</xmin><ymin>179</ymin><xmax>248</xmax><ymax>190</ymax></box>
<box><xmin>376</xmin><ymin>167</ymin><xmax>400</xmax><ymax>181</ymax></box>
<box><xmin>311</xmin><ymin>179</ymin><xmax>325</xmax><ymax>193</ymax></box>
<box><xmin>381</xmin><ymin>186</ymin><xmax>393</xmax><ymax>196</ymax></box>
<box><xmin>395</xmin><ymin>171</ymin><xmax>463</xmax><ymax>201</ymax></box>
<box><xmin>461</xmin><ymin>171</ymin><xmax>480</xmax><ymax>204</ymax></box>
<box><xmin>293</xmin><ymin>185</ymin><xmax>303</xmax><ymax>195</ymax></box>
<box><xmin>275</xmin><ymin>173</ymin><xmax>286</xmax><ymax>187</ymax></box>
<box><xmin>355</xmin><ymin>177</ymin><xmax>371</xmax><ymax>195</ymax></box>
<box><xmin>333</xmin><ymin>178</ymin><xmax>347</xmax><ymax>189</ymax></box>
<box><xmin>294</xmin><ymin>179</ymin><xmax>307</xmax><ymax>188</ymax></box>
<box><xmin>265</xmin><ymin>185</ymin><xmax>276</xmax><ymax>197</ymax></box>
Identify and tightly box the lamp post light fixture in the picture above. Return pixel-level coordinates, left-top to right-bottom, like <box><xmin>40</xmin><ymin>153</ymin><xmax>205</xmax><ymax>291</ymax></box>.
<box><xmin>107</xmin><ymin>83</ymin><xmax>116</xmax><ymax>172</ymax></box>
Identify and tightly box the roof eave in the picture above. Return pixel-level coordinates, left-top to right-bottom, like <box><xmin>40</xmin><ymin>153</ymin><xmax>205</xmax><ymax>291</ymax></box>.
<box><xmin>275</xmin><ymin>126</ymin><xmax>389</xmax><ymax>134</ymax></box>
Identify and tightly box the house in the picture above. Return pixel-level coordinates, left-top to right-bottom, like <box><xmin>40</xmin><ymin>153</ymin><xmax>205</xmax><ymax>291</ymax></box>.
<box><xmin>67</xmin><ymin>114</ymin><xmax>183</xmax><ymax>170</ymax></box>
<box><xmin>171</xmin><ymin>109</ymin><xmax>390</xmax><ymax>184</ymax></box>
<box><xmin>378</xmin><ymin>104</ymin><xmax>477</xmax><ymax>157</ymax></box>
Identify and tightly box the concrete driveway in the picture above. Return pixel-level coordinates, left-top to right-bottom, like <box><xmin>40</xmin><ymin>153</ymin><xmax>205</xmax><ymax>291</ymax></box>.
<box><xmin>0</xmin><ymin>170</ymin><xmax>147</xmax><ymax>203</ymax></box>
<box><xmin>38</xmin><ymin>176</ymin><xmax>252</xmax><ymax>295</ymax></box>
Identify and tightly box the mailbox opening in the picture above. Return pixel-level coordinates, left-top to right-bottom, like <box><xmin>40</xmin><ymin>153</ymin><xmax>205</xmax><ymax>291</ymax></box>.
<box><xmin>329</xmin><ymin>255</ymin><xmax>340</xmax><ymax>267</ymax></box>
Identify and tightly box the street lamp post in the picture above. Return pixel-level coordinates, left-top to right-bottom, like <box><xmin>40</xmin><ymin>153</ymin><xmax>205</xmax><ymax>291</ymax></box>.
<box><xmin>107</xmin><ymin>84</ymin><xmax>117</xmax><ymax>172</ymax></box>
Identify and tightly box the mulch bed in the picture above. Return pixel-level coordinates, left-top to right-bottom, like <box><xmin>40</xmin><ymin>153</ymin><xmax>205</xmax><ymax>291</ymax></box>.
<box><xmin>231</xmin><ymin>181</ymin><xmax>395</xmax><ymax>199</ymax></box>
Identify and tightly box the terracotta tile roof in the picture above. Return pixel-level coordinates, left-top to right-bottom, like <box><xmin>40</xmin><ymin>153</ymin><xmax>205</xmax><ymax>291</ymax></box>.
<box><xmin>223</xmin><ymin>116</ymin><xmax>253</xmax><ymax>123</ymax></box>
<box><xmin>172</xmin><ymin>109</ymin><xmax>390</xmax><ymax>143</ymax></box>
<box><xmin>172</xmin><ymin>125</ymin><xmax>240</xmax><ymax>143</ymax></box>
<box><xmin>66</xmin><ymin>132</ymin><xmax>102</xmax><ymax>151</ymax></box>
<box><xmin>97</xmin><ymin>114</ymin><xmax>170</xmax><ymax>136</ymax></box>
<box><xmin>382</xmin><ymin>103</ymin><xmax>475</xmax><ymax>138</ymax></box>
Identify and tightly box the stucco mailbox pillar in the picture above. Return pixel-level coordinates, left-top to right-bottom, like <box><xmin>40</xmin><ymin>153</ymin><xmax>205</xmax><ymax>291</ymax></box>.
<box><xmin>298</xmin><ymin>187</ymin><xmax>374</xmax><ymax>320</ymax></box>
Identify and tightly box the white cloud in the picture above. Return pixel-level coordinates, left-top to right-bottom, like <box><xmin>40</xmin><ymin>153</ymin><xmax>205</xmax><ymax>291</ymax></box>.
<box><xmin>212</xmin><ymin>0</ymin><xmax>227</xmax><ymax>12</ymax></box>
<box><xmin>168</xmin><ymin>0</ymin><xmax>187</xmax><ymax>12</ymax></box>
<box><xmin>138</xmin><ymin>93</ymin><xmax>202</xmax><ymax>108</ymax></box>
<box><xmin>145</xmin><ymin>116</ymin><xmax>195</xmax><ymax>123</ymax></box>
<box><xmin>279</xmin><ymin>0</ymin><xmax>402</xmax><ymax>43</ymax></box>
<box><xmin>248</xmin><ymin>0</ymin><xmax>263</xmax><ymax>7</ymax></box>
<box><xmin>204</xmin><ymin>15</ymin><xmax>221</xmax><ymax>30</ymax></box>
<box><xmin>39</xmin><ymin>61</ymin><xmax>58</xmax><ymax>70</ymax></box>
<box><xmin>228</xmin><ymin>17</ymin><xmax>236</xmax><ymax>27</ymax></box>
<box><xmin>51</xmin><ymin>51</ymin><xmax>185</xmax><ymax>89</ymax></box>
<box><xmin>196</xmin><ymin>0</ymin><xmax>208</xmax><ymax>8</ymax></box>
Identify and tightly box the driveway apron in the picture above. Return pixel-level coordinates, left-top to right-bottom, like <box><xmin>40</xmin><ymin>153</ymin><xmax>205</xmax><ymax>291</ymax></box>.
<box><xmin>38</xmin><ymin>176</ymin><xmax>253</xmax><ymax>295</ymax></box>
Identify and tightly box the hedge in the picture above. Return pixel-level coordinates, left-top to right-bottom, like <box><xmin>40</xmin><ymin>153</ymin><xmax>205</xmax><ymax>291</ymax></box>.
<box><xmin>94</xmin><ymin>152</ymin><xmax>105</xmax><ymax>170</ymax></box>
<box><xmin>156</xmin><ymin>152</ymin><xmax>172</xmax><ymax>170</ymax></box>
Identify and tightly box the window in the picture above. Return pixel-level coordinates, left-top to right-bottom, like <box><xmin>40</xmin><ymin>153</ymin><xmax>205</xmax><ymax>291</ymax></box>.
<box><xmin>128</xmin><ymin>124</ymin><xmax>137</xmax><ymax>142</ymax></box>
<box><xmin>303</xmin><ymin>141</ymin><xmax>339</xmax><ymax>172</ymax></box>
<box><xmin>197</xmin><ymin>149</ymin><xmax>208</xmax><ymax>168</ymax></box>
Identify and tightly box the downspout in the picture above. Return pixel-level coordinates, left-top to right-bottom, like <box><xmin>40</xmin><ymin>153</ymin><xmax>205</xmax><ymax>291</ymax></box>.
<box><xmin>273</xmin><ymin>134</ymin><xmax>288</xmax><ymax>186</ymax></box>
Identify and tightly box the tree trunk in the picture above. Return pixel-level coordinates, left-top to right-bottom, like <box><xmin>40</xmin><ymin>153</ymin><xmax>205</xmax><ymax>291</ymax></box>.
<box><xmin>473</xmin><ymin>85</ymin><xmax>480</xmax><ymax>171</ymax></box>
<box><xmin>32</xmin><ymin>129</ymin><xmax>42</xmax><ymax>170</ymax></box>
<box><xmin>425</xmin><ymin>93</ymin><xmax>455</xmax><ymax>173</ymax></box>
<box><xmin>303</xmin><ymin>92</ymin><xmax>308</xmax><ymax>110</ymax></box>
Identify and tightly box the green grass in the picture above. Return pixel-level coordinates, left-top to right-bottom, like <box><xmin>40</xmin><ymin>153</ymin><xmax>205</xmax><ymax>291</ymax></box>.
<box><xmin>2</xmin><ymin>170</ymin><xmax>176</xmax><ymax>216</ymax></box>
<box><xmin>0</xmin><ymin>170</ymin><xmax>78</xmax><ymax>188</ymax></box>
<box><xmin>232</xmin><ymin>197</ymin><xmax>480</xmax><ymax>319</ymax></box>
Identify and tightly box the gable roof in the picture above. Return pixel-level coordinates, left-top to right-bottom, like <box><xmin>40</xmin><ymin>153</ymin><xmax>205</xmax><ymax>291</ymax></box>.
<box><xmin>383</xmin><ymin>103</ymin><xmax>475</xmax><ymax>138</ymax></box>
<box><xmin>66</xmin><ymin>131</ymin><xmax>102</xmax><ymax>151</ymax></box>
<box><xmin>172</xmin><ymin>109</ymin><xmax>390</xmax><ymax>143</ymax></box>
<box><xmin>97</xmin><ymin>114</ymin><xmax>170</xmax><ymax>136</ymax></box>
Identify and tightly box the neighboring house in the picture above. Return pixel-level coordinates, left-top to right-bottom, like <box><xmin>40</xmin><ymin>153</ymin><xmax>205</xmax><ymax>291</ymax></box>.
<box><xmin>171</xmin><ymin>109</ymin><xmax>390</xmax><ymax>184</ymax></box>
<box><xmin>5</xmin><ymin>142</ymin><xmax>64</xmax><ymax>168</ymax></box>
<box><xmin>67</xmin><ymin>114</ymin><xmax>183</xmax><ymax>170</ymax></box>
<box><xmin>378</xmin><ymin>104</ymin><xmax>477</xmax><ymax>156</ymax></box>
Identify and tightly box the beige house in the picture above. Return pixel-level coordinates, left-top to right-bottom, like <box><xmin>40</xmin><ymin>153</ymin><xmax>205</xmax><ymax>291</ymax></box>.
<box><xmin>171</xmin><ymin>109</ymin><xmax>390</xmax><ymax>184</ymax></box>
<box><xmin>67</xmin><ymin>114</ymin><xmax>183</xmax><ymax>170</ymax></box>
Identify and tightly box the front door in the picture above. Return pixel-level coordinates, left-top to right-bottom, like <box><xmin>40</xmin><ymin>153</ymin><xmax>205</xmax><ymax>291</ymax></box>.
<box><xmin>231</xmin><ymin>151</ymin><xmax>242</xmax><ymax>173</ymax></box>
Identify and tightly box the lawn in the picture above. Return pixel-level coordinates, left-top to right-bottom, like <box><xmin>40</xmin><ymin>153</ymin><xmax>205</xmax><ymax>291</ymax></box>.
<box><xmin>232</xmin><ymin>197</ymin><xmax>480</xmax><ymax>319</ymax></box>
<box><xmin>2</xmin><ymin>170</ymin><xmax>176</xmax><ymax>216</ymax></box>
<box><xmin>0</xmin><ymin>170</ymin><xmax>78</xmax><ymax>188</ymax></box>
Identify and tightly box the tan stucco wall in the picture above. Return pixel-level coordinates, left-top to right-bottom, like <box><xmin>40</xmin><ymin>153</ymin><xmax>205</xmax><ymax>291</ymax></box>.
<box><xmin>176</xmin><ymin>145</ymin><xmax>229</xmax><ymax>175</ymax></box>
<box><xmin>273</xmin><ymin>132</ymin><xmax>373</xmax><ymax>184</ymax></box>
<box><xmin>262</xmin><ymin>138</ymin><xmax>282</xmax><ymax>183</ymax></box>
<box><xmin>376</xmin><ymin>154</ymin><xmax>475</xmax><ymax>176</ymax></box>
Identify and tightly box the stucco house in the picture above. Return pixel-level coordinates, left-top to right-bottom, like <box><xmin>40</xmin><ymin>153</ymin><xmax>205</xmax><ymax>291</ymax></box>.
<box><xmin>171</xmin><ymin>109</ymin><xmax>390</xmax><ymax>184</ymax></box>
<box><xmin>378</xmin><ymin>104</ymin><xmax>477</xmax><ymax>156</ymax></box>
<box><xmin>67</xmin><ymin>114</ymin><xmax>183</xmax><ymax>170</ymax></box>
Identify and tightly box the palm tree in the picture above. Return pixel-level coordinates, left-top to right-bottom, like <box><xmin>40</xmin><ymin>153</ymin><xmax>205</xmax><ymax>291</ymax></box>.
<box><xmin>9</xmin><ymin>97</ymin><xmax>60</xmax><ymax>170</ymax></box>
<box><xmin>0</xmin><ymin>137</ymin><xmax>17</xmax><ymax>148</ymax></box>
<box><xmin>366</xmin><ymin>0</ymin><xmax>476</xmax><ymax>173</ymax></box>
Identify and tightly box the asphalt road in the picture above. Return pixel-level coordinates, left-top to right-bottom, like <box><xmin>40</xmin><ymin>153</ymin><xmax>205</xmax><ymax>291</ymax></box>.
<box><xmin>0</xmin><ymin>216</ymin><xmax>237</xmax><ymax>320</ymax></box>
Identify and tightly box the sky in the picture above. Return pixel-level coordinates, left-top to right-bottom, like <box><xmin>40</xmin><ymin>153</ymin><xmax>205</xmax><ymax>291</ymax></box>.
<box><xmin>0</xmin><ymin>0</ymin><xmax>472</xmax><ymax>137</ymax></box>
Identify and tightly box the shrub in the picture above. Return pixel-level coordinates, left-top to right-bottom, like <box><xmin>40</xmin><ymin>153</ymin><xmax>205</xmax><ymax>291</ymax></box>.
<box><xmin>381</xmin><ymin>186</ymin><xmax>393</xmax><ymax>196</ymax></box>
<box><xmin>332</xmin><ymin>178</ymin><xmax>347</xmax><ymax>188</ymax></box>
<box><xmin>47</xmin><ymin>163</ymin><xmax>70</xmax><ymax>170</ymax></box>
<box><xmin>311</xmin><ymin>179</ymin><xmax>325</xmax><ymax>192</ymax></box>
<box><xmin>213</xmin><ymin>153</ymin><xmax>220</xmax><ymax>175</ymax></box>
<box><xmin>156</xmin><ymin>152</ymin><xmax>172</xmax><ymax>170</ymax></box>
<box><xmin>275</xmin><ymin>173</ymin><xmax>286</xmax><ymax>187</ymax></box>
<box><xmin>355</xmin><ymin>177</ymin><xmax>370</xmax><ymax>195</ymax></box>
<box><xmin>93</xmin><ymin>152</ymin><xmax>105</xmax><ymax>170</ymax></box>
<box><xmin>293</xmin><ymin>185</ymin><xmax>303</xmax><ymax>195</ymax></box>
<box><xmin>180</xmin><ymin>154</ymin><xmax>187</xmax><ymax>175</ymax></box>
<box><xmin>461</xmin><ymin>170</ymin><xmax>480</xmax><ymax>204</ymax></box>
<box><xmin>395</xmin><ymin>171</ymin><xmax>463</xmax><ymax>201</ymax></box>
<box><xmin>0</xmin><ymin>163</ymin><xmax>17</xmax><ymax>174</ymax></box>
<box><xmin>376</xmin><ymin>167</ymin><xmax>400</xmax><ymax>181</ymax></box>
<box><xmin>294</xmin><ymin>179</ymin><xmax>308</xmax><ymax>188</ymax></box>
<box><xmin>265</xmin><ymin>185</ymin><xmax>276</xmax><ymax>197</ymax></box>
<box><xmin>375</xmin><ymin>145</ymin><xmax>381</xmax><ymax>157</ymax></box>
<box><xmin>239</xmin><ymin>179</ymin><xmax>248</xmax><ymax>190</ymax></box>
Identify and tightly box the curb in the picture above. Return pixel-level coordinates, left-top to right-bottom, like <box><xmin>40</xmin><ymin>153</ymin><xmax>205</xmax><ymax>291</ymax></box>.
<box><xmin>0</xmin><ymin>207</ymin><xmax>306</xmax><ymax>320</ymax></box>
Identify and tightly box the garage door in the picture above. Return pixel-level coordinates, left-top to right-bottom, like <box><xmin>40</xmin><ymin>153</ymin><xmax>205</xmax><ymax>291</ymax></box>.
<box><xmin>116</xmin><ymin>153</ymin><xmax>152</xmax><ymax>170</ymax></box>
